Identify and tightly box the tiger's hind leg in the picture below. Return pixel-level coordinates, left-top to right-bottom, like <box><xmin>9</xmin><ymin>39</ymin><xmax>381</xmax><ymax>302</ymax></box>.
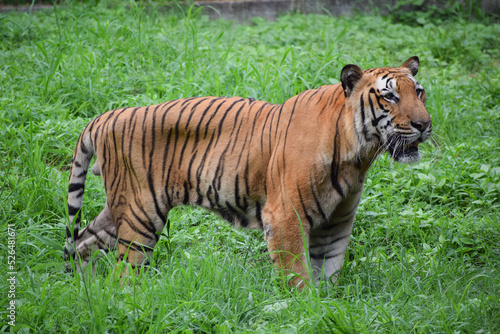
<box><xmin>262</xmin><ymin>206</ymin><xmax>312</xmax><ymax>290</ymax></box>
<box><xmin>72</xmin><ymin>202</ymin><xmax>117</xmax><ymax>273</ymax></box>
<box><xmin>110</xmin><ymin>196</ymin><xmax>167</xmax><ymax>276</ymax></box>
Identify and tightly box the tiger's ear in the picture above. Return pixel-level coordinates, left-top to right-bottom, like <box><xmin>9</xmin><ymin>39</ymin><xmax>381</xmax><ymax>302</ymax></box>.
<box><xmin>401</xmin><ymin>56</ymin><xmax>420</xmax><ymax>76</ymax></box>
<box><xmin>341</xmin><ymin>64</ymin><xmax>363</xmax><ymax>97</ymax></box>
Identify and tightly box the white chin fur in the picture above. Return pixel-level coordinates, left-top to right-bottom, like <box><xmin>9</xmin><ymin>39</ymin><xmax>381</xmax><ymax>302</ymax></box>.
<box><xmin>395</xmin><ymin>152</ymin><xmax>421</xmax><ymax>164</ymax></box>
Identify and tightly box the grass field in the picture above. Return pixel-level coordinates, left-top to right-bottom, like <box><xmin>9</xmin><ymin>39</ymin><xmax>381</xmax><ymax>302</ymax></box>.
<box><xmin>1</xmin><ymin>1</ymin><xmax>499</xmax><ymax>333</ymax></box>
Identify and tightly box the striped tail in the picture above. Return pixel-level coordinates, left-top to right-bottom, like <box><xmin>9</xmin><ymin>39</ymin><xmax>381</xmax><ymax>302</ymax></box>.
<box><xmin>64</xmin><ymin>129</ymin><xmax>95</xmax><ymax>269</ymax></box>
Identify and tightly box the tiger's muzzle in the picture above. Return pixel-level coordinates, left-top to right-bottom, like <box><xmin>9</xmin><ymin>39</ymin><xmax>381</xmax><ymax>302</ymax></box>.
<box><xmin>388</xmin><ymin>120</ymin><xmax>432</xmax><ymax>163</ymax></box>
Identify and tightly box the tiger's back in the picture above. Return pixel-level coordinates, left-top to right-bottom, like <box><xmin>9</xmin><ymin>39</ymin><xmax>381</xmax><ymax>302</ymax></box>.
<box><xmin>97</xmin><ymin>96</ymin><xmax>277</xmax><ymax>230</ymax></box>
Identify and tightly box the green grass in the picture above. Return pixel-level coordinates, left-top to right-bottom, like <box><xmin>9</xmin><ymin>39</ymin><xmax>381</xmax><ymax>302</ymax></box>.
<box><xmin>1</xmin><ymin>2</ymin><xmax>499</xmax><ymax>332</ymax></box>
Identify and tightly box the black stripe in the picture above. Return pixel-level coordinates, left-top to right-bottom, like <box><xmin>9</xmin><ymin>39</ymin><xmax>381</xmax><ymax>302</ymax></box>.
<box><xmin>310</xmin><ymin>234</ymin><xmax>349</xmax><ymax>249</ymax></box>
<box><xmin>309</xmin><ymin>174</ymin><xmax>327</xmax><ymax>223</ymax></box>
<box><xmin>68</xmin><ymin>204</ymin><xmax>80</xmax><ymax>216</ymax></box>
<box><xmin>128</xmin><ymin>107</ymin><xmax>140</xmax><ymax>137</ymax></box>
<box><xmin>212</xmin><ymin>143</ymin><xmax>226</xmax><ymax>192</ymax></box>
<box><xmin>212</xmin><ymin>119</ymin><xmax>240</xmax><ymax>194</ymax></box>
<box><xmin>310</xmin><ymin>251</ymin><xmax>342</xmax><ymax>260</ymax></box>
<box><xmin>320</xmin><ymin>217</ymin><xmax>353</xmax><ymax>234</ymax></box>
<box><xmin>219</xmin><ymin>208</ymin><xmax>235</xmax><ymax>224</ymax></box>
<box><xmin>164</xmin><ymin>99</ymin><xmax>200</xmax><ymax>203</ymax></box>
<box><xmin>360</xmin><ymin>93</ymin><xmax>370</xmax><ymax>141</ymax></box>
<box><xmin>305</xmin><ymin>86</ymin><xmax>322</xmax><ymax>105</ymax></box>
<box><xmin>259</xmin><ymin>105</ymin><xmax>274</xmax><ymax>154</ymax></box>
<box><xmin>326</xmin><ymin>88</ymin><xmax>337</xmax><ymax>107</ymax></box>
<box><xmin>184</xmin><ymin>97</ymin><xmax>210</xmax><ymax>130</ymax></box>
<box><xmin>147</xmin><ymin>172</ymin><xmax>166</xmax><ymax>223</ymax></box>
<box><xmin>83</xmin><ymin>227</ymin><xmax>108</xmax><ymax>244</ymax></box>
<box><xmin>297</xmin><ymin>186</ymin><xmax>314</xmax><ymax>227</ymax></box>
<box><xmin>92</xmin><ymin>120</ymin><xmax>103</xmax><ymax>153</ymax></box>
<box><xmin>353</xmin><ymin>154</ymin><xmax>361</xmax><ymax>169</ymax></box>
<box><xmin>234</xmin><ymin>174</ymin><xmax>248</xmax><ymax>213</ymax></box>
<box><xmin>161</xmin><ymin>128</ymin><xmax>173</xmax><ymax>190</ymax></box>
<box><xmin>103</xmin><ymin>228</ymin><xmax>118</xmax><ymax>240</ymax></box>
<box><xmin>68</xmin><ymin>183</ymin><xmax>85</xmax><ymax>192</ymax></box>
<box><xmin>273</xmin><ymin>103</ymin><xmax>284</xmax><ymax>139</ymax></box>
<box><xmin>255</xmin><ymin>201</ymin><xmax>263</xmax><ymax>229</ymax></box>
<box><xmin>195</xmin><ymin>130</ymin><xmax>216</xmax><ymax>205</ymax></box>
<box><xmin>178</xmin><ymin>130</ymin><xmax>191</xmax><ymax>169</ymax></box>
<box><xmin>76</xmin><ymin>170</ymin><xmax>88</xmax><ymax>178</ymax></box>
<box><xmin>331</xmin><ymin>111</ymin><xmax>346</xmax><ymax>199</ymax></box>
<box><xmin>121</xmin><ymin>113</ymin><xmax>132</xmax><ymax>176</ymax></box>
<box><xmin>244</xmin><ymin>155</ymin><xmax>251</xmax><ymax>195</ymax></box>
<box><xmin>116</xmin><ymin>242</ymin><xmax>143</xmax><ymax>254</ymax></box>
<box><xmin>129</xmin><ymin>205</ymin><xmax>158</xmax><ymax>236</ymax></box>
<box><xmin>164</xmin><ymin>126</ymin><xmax>185</xmax><ymax>208</ymax></box>
<box><xmin>328</xmin><ymin>86</ymin><xmax>344</xmax><ymax>108</ymax></box>
<box><xmin>281</xmin><ymin>92</ymin><xmax>303</xmax><ymax>171</ymax></box>
<box><xmin>246</xmin><ymin>102</ymin><xmax>262</xmax><ymax>146</ymax></box>
<box><xmin>183</xmin><ymin>181</ymin><xmax>190</xmax><ymax>204</ymax></box>
<box><xmin>231</xmin><ymin>106</ymin><xmax>247</xmax><ymax>153</ymax></box>
<box><xmin>213</xmin><ymin>99</ymin><xmax>246</xmax><ymax>147</ymax></box>
<box><xmin>85</xmin><ymin>226</ymin><xmax>118</xmax><ymax>242</ymax></box>
<box><xmin>80</xmin><ymin>140</ymin><xmax>89</xmax><ymax>155</ymax></box>
<box><xmin>192</xmin><ymin>98</ymin><xmax>223</xmax><ymax>151</ymax></box>
<box><xmin>318</xmin><ymin>86</ymin><xmax>329</xmax><ymax>105</ymax></box>
<box><xmin>203</xmin><ymin>100</ymin><xmax>228</xmax><ymax>139</ymax></box>
<box><xmin>125</xmin><ymin>113</ymin><xmax>144</xmax><ymax>195</ymax></box>
<box><xmin>225</xmin><ymin>201</ymin><xmax>250</xmax><ymax>228</ymax></box>
<box><xmin>368</xmin><ymin>94</ymin><xmax>388</xmax><ymax>127</ymax></box>
<box><xmin>141</xmin><ymin>106</ymin><xmax>150</xmax><ymax>170</ymax></box>
<box><xmin>65</xmin><ymin>225</ymin><xmax>72</xmax><ymax>238</ymax></box>
<box><xmin>234</xmin><ymin>174</ymin><xmax>242</xmax><ymax>209</ymax></box>
<box><xmin>117</xmin><ymin>237</ymin><xmax>155</xmax><ymax>252</ymax></box>
<box><xmin>109</xmin><ymin>115</ymin><xmax>121</xmax><ymax>195</ymax></box>
<box><xmin>206</xmin><ymin>185</ymin><xmax>215</xmax><ymax>207</ymax></box>
<box><xmin>186</xmin><ymin>150</ymin><xmax>198</xmax><ymax>189</ymax></box>
<box><xmin>146</xmin><ymin>105</ymin><xmax>164</xmax><ymax>225</ymax></box>
<box><xmin>160</xmin><ymin>99</ymin><xmax>182</xmax><ymax>132</ymax></box>
<box><xmin>180</xmin><ymin>97</ymin><xmax>199</xmax><ymax>107</ymax></box>
<box><xmin>101</xmin><ymin>135</ymin><xmax>108</xmax><ymax>183</ymax></box>
<box><xmin>370</xmin><ymin>87</ymin><xmax>390</xmax><ymax>113</ymax></box>
<box><xmin>268</xmin><ymin>105</ymin><xmax>281</xmax><ymax>154</ymax></box>
<box><xmin>104</xmin><ymin>109</ymin><xmax>115</xmax><ymax>121</ymax></box>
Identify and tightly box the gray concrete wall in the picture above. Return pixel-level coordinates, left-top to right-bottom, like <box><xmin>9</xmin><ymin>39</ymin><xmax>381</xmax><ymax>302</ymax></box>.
<box><xmin>195</xmin><ymin>0</ymin><xmax>499</xmax><ymax>22</ymax></box>
<box><xmin>2</xmin><ymin>0</ymin><xmax>498</xmax><ymax>19</ymax></box>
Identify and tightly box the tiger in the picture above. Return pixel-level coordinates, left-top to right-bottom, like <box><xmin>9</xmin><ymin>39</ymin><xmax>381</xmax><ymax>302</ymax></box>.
<box><xmin>64</xmin><ymin>56</ymin><xmax>431</xmax><ymax>289</ymax></box>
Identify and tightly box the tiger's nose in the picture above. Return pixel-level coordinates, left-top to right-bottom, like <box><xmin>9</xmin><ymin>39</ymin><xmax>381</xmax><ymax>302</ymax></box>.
<box><xmin>411</xmin><ymin>120</ymin><xmax>431</xmax><ymax>133</ymax></box>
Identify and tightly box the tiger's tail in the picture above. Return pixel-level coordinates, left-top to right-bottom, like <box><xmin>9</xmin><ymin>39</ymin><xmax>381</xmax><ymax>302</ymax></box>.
<box><xmin>64</xmin><ymin>128</ymin><xmax>95</xmax><ymax>269</ymax></box>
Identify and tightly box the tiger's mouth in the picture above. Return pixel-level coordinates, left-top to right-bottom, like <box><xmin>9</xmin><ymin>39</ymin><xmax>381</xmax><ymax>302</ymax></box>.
<box><xmin>387</xmin><ymin>138</ymin><xmax>421</xmax><ymax>163</ymax></box>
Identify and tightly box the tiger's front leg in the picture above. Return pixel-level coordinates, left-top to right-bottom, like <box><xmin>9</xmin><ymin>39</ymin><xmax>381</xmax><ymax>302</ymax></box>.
<box><xmin>308</xmin><ymin>219</ymin><xmax>355</xmax><ymax>283</ymax></box>
<box><xmin>308</xmin><ymin>192</ymin><xmax>361</xmax><ymax>283</ymax></box>
<box><xmin>262</xmin><ymin>206</ymin><xmax>312</xmax><ymax>290</ymax></box>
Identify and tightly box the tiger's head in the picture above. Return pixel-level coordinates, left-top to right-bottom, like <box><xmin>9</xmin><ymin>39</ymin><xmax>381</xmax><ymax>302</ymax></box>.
<box><xmin>341</xmin><ymin>56</ymin><xmax>432</xmax><ymax>163</ymax></box>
